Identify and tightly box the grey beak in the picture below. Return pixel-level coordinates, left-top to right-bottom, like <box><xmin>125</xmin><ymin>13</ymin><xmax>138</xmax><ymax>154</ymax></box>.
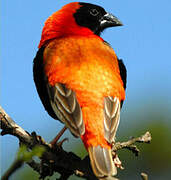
<box><xmin>100</xmin><ymin>13</ymin><xmax>123</xmax><ymax>29</ymax></box>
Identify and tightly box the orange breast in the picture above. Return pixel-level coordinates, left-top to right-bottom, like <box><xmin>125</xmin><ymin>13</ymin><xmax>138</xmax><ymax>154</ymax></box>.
<box><xmin>43</xmin><ymin>35</ymin><xmax>125</xmax><ymax>148</ymax></box>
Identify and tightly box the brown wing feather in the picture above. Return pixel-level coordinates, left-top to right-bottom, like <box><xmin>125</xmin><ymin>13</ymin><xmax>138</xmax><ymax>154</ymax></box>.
<box><xmin>104</xmin><ymin>97</ymin><xmax>120</xmax><ymax>143</ymax></box>
<box><xmin>46</xmin><ymin>81</ymin><xmax>85</xmax><ymax>137</ymax></box>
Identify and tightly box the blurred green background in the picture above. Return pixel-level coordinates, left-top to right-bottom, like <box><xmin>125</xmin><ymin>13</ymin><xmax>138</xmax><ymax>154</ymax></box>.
<box><xmin>6</xmin><ymin>105</ymin><xmax>171</xmax><ymax>180</ymax></box>
<box><xmin>1</xmin><ymin>0</ymin><xmax>171</xmax><ymax>179</ymax></box>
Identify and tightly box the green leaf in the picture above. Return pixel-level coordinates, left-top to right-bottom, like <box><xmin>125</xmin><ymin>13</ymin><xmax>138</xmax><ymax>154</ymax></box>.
<box><xmin>17</xmin><ymin>145</ymin><xmax>45</xmax><ymax>162</ymax></box>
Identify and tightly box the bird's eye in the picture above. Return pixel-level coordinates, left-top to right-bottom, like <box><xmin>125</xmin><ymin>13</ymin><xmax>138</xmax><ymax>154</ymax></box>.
<box><xmin>90</xmin><ymin>9</ymin><xmax>99</xmax><ymax>16</ymax></box>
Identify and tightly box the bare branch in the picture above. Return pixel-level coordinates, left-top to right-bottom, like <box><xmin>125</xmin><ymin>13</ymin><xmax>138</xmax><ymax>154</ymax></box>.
<box><xmin>1</xmin><ymin>159</ymin><xmax>23</xmax><ymax>180</ymax></box>
<box><xmin>0</xmin><ymin>106</ymin><xmax>31</xmax><ymax>143</ymax></box>
<box><xmin>0</xmin><ymin>106</ymin><xmax>97</xmax><ymax>180</ymax></box>
<box><xmin>0</xmin><ymin>106</ymin><xmax>152</xmax><ymax>180</ymax></box>
<box><xmin>112</xmin><ymin>132</ymin><xmax>152</xmax><ymax>156</ymax></box>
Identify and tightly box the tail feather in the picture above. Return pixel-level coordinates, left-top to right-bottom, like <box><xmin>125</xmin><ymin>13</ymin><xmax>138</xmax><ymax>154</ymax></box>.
<box><xmin>88</xmin><ymin>146</ymin><xmax>117</xmax><ymax>179</ymax></box>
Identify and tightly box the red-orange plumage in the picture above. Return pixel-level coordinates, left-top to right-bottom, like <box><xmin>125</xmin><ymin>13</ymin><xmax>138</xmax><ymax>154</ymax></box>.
<box><xmin>43</xmin><ymin>36</ymin><xmax>125</xmax><ymax>149</ymax></box>
<box><xmin>39</xmin><ymin>2</ymin><xmax>98</xmax><ymax>48</ymax></box>
<box><xmin>34</xmin><ymin>2</ymin><xmax>126</xmax><ymax>178</ymax></box>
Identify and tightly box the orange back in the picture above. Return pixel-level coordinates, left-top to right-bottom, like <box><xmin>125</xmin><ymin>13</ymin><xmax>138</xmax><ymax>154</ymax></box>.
<box><xmin>43</xmin><ymin>36</ymin><xmax>125</xmax><ymax>104</ymax></box>
<box><xmin>43</xmin><ymin>36</ymin><xmax>125</xmax><ymax>148</ymax></box>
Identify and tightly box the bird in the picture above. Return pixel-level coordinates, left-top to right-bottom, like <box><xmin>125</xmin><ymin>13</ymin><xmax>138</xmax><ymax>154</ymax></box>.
<box><xmin>33</xmin><ymin>2</ymin><xmax>127</xmax><ymax>179</ymax></box>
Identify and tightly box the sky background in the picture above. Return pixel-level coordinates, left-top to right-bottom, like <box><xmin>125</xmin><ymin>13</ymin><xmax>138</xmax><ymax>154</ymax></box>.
<box><xmin>1</xmin><ymin>0</ymin><xmax>171</xmax><ymax>179</ymax></box>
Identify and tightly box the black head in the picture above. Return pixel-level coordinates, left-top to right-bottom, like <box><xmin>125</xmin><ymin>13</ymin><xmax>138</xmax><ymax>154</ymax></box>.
<box><xmin>74</xmin><ymin>2</ymin><xmax>123</xmax><ymax>36</ymax></box>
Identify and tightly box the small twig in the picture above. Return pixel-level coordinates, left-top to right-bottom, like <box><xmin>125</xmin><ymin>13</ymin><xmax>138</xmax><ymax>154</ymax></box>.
<box><xmin>112</xmin><ymin>131</ymin><xmax>152</xmax><ymax>156</ymax></box>
<box><xmin>141</xmin><ymin>172</ymin><xmax>148</xmax><ymax>180</ymax></box>
<box><xmin>0</xmin><ymin>105</ymin><xmax>152</xmax><ymax>180</ymax></box>
<box><xmin>1</xmin><ymin>159</ymin><xmax>23</xmax><ymax>180</ymax></box>
<box><xmin>0</xmin><ymin>106</ymin><xmax>97</xmax><ymax>180</ymax></box>
<box><xmin>0</xmin><ymin>106</ymin><xmax>32</xmax><ymax>143</ymax></box>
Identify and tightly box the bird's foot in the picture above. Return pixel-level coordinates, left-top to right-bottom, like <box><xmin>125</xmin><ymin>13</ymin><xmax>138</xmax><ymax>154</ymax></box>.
<box><xmin>56</xmin><ymin>138</ymin><xmax>68</xmax><ymax>147</ymax></box>
<box><xmin>49</xmin><ymin>126</ymin><xmax>67</xmax><ymax>149</ymax></box>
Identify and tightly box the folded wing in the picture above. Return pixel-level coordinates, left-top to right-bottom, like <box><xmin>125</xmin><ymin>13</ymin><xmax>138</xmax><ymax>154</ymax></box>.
<box><xmin>46</xmin><ymin>82</ymin><xmax>85</xmax><ymax>137</ymax></box>
<box><xmin>104</xmin><ymin>96</ymin><xmax>120</xmax><ymax>143</ymax></box>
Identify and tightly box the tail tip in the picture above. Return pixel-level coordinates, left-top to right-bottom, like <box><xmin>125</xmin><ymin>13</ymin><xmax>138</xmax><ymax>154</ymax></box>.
<box><xmin>88</xmin><ymin>146</ymin><xmax>117</xmax><ymax>179</ymax></box>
